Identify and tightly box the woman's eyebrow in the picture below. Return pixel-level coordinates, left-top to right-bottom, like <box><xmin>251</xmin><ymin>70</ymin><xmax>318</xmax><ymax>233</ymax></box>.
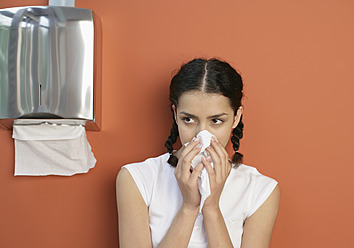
<box><xmin>179</xmin><ymin>112</ymin><xmax>228</xmax><ymax>118</ymax></box>
<box><xmin>208</xmin><ymin>113</ymin><xmax>228</xmax><ymax>118</ymax></box>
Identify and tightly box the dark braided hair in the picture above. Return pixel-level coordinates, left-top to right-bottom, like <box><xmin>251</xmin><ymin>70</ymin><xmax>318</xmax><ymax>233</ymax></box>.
<box><xmin>231</xmin><ymin>115</ymin><xmax>244</xmax><ymax>165</ymax></box>
<box><xmin>165</xmin><ymin>106</ymin><xmax>179</xmax><ymax>166</ymax></box>
<box><xmin>164</xmin><ymin>58</ymin><xmax>244</xmax><ymax>167</ymax></box>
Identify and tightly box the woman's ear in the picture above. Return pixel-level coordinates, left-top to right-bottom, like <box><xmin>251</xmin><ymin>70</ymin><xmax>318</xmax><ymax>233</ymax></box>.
<box><xmin>172</xmin><ymin>105</ymin><xmax>178</xmax><ymax>125</ymax></box>
<box><xmin>232</xmin><ymin>106</ymin><xmax>243</xmax><ymax>129</ymax></box>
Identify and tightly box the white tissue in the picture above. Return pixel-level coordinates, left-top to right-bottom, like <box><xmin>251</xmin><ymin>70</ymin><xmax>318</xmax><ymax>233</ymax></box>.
<box><xmin>12</xmin><ymin>119</ymin><xmax>97</xmax><ymax>176</ymax></box>
<box><xmin>184</xmin><ymin>130</ymin><xmax>215</xmax><ymax>212</ymax></box>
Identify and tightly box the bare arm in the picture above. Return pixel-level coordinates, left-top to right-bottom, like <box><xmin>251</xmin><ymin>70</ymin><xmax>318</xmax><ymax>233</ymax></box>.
<box><xmin>116</xmin><ymin>168</ymin><xmax>152</xmax><ymax>248</ymax></box>
<box><xmin>203</xmin><ymin>184</ymin><xmax>280</xmax><ymax>248</ymax></box>
<box><xmin>117</xmin><ymin>167</ymin><xmax>201</xmax><ymax>248</ymax></box>
<box><xmin>116</xmin><ymin>137</ymin><xmax>205</xmax><ymax>248</ymax></box>
<box><xmin>201</xmin><ymin>138</ymin><xmax>280</xmax><ymax>247</ymax></box>
<box><xmin>203</xmin><ymin>207</ymin><xmax>233</xmax><ymax>247</ymax></box>
<box><xmin>241</xmin><ymin>184</ymin><xmax>280</xmax><ymax>248</ymax></box>
<box><xmin>158</xmin><ymin>137</ymin><xmax>205</xmax><ymax>247</ymax></box>
<box><xmin>201</xmin><ymin>138</ymin><xmax>234</xmax><ymax>247</ymax></box>
<box><xmin>158</xmin><ymin>205</ymin><xmax>199</xmax><ymax>247</ymax></box>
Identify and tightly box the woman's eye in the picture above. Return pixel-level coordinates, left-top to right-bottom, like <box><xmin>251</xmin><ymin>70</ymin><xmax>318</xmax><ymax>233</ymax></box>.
<box><xmin>182</xmin><ymin>117</ymin><xmax>194</xmax><ymax>124</ymax></box>
<box><xmin>212</xmin><ymin>119</ymin><xmax>224</xmax><ymax>124</ymax></box>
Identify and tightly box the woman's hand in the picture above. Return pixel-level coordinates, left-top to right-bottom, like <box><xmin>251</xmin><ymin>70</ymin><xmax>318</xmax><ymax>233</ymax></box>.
<box><xmin>202</xmin><ymin>136</ymin><xmax>232</xmax><ymax>213</ymax></box>
<box><xmin>174</xmin><ymin>137</ymin><xmax>205</xmax><ymax>212</ymax></box>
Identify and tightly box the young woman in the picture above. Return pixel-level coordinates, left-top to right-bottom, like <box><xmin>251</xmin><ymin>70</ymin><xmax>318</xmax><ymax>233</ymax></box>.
<box><xmin>116</xmin><ymin>58</ymin><xmax>280</xmax><ymax>248</ymax></box>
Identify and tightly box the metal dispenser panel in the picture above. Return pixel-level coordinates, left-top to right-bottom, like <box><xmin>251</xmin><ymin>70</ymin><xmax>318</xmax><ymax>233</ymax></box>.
<box><xmin>0</xmin><ymin>6</ymin><xmax>94</xmax><ymax>122</ymax></box>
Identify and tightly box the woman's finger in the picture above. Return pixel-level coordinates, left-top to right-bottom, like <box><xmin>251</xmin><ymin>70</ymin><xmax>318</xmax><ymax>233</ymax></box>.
<box><xmin>202</xmin><ymin>156</ymin><xmax>215</xmax><ymax>180</ymax></box>
<box><xmin>179</xmin><ymin>138</ymin><xmax>202</xmax><ymax>177</ymax></box>
<box><xmin>189</xmin><ymin>162</ymin><xmax>204</xmax><ymax>182</ymax></box>
<box><xmin>210</xmin><ymin>138</ymin><xmax>228</xmax><ymax>178</ymax></box>
<box><xmin>206</xmin><ymin>144</ymin><xmax>221</xmax><ymax>180</ymax></box>
<box><xmin>174</xmin><ymin>145</ymin><xmax>186</xmax><ymax>178</ymax></box>
<box><xmin>181</xmin><ymin>145</ymin><xmax>202</xmax><ymax>177</ymax></box>
<box><xmin>213</xmin><ymin>136</ymin><xmax>229</xmax><ymax>157</ymax></box>
<box><xmin>177</xmin><ymin>138</ymin><xmax>199</xmax><ymax>172</ymax></box>
<box><xmin>180</xmin><ymin>137</ymin><xmax>200</xmax><ymax>158</ymax></box>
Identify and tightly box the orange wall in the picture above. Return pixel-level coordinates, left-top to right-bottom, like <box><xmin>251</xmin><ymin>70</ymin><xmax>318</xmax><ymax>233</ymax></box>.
<box><xmin>0</xmin><ymin>0</ymin><xmax>353</xmax><ymax>247</ymax></box>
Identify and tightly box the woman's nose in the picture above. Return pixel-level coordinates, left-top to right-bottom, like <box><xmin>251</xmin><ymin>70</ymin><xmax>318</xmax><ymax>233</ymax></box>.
<box><xmin>197</xmin><ymin>122</ymin><xmax>209</xmax><ymax>133</ymax></box>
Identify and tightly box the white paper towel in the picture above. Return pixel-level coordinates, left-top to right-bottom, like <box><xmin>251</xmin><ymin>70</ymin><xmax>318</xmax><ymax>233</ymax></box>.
<box><xmin>12</xmin><ymin>119</ymin><xmax>97</xmax><ymax>176</ymax></box>
<box><xmin>184</xmin><ymin>130</ymin><xmax>215</xmax><ymax>212</ymax></box>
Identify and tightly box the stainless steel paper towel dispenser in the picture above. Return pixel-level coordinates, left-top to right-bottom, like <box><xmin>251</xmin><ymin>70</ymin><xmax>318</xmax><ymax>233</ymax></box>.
<box><xmin>0</xmin><ymin>6</ymin><xmax>100</xmax><ymax>130</ymax></box>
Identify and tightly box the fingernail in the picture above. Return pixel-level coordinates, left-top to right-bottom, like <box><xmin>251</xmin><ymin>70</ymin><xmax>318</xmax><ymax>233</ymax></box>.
<box><xmin>193</xmin><ymin>137</ymin><xmax>200</xmax><ymax>142</ymax></box>
<box><xmin>196</xmin><ymin>143</ymin><xmax>202</xmax><ymax>148</ymax></box>
<box><xmin>212</xmin><ymin>136</ymin><xmax>218</xmax><ymax>143</ymax></box>
<box><xmin>206</xmin><ymin>156</ymin><xmax>211</xmax><ymax>161</ymax></box>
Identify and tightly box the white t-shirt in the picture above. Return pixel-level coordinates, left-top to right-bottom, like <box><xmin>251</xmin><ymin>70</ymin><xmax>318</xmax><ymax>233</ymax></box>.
<box><xmin>123</xmin><ymin>152</ymin><xmax>278</xmax><ymax>248</ymax></box>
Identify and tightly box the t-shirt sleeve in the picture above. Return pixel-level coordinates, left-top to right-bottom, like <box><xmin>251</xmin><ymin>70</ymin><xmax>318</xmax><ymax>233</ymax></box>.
<box><xmin>122</xmin><ymin>159</ymin><xmax>157</xmax><ymax>207</ymax></box>
<box><xmin>247</xmin><ymin>168</ymin><xmax>278</xmax><ymax>218</ymax></box>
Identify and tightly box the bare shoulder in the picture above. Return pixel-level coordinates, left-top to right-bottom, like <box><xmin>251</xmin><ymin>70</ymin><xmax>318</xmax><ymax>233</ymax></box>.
<box><xmin>116</xmin><ymin>167</ymin><xmax>132</xmax><ymax>188</ymax></box>
<box><xmin>116</xmin><ymin>167</ymin><xmax>147</xmax><ymax>212</ymax></box>
<box><xmin>241</xmin><ymin>184</ymin><xmax>280</xmax><ymax>248</ymax></box>
<box><xmin>116</xmin><ymin>167</ymin><xmax>152</xmax><ymax>248</ymax></box>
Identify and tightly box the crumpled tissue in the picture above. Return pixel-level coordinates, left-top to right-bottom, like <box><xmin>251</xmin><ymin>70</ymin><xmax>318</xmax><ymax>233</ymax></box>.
<box><xmin>184</xmin><ymin>130</ymin><xmax>215</xmax><ymax>212</ymax></box>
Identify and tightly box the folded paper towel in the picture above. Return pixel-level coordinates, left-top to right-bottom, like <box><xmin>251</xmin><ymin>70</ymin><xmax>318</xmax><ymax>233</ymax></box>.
<box><xmin>184</xmin><ymin>130</ymin><xmax>215</xmax><ymax>212</ymax></box>
<box><xmin>12</xmin><ymin>119</ymin><xmax>97</xmax><ymax>176</ymax></box>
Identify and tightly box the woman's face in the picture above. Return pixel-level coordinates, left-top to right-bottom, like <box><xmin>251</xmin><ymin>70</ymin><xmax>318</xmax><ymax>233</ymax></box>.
<box><xmin>173</xmin><ymin>90</ymin><xmax>243</xmax><ymax>148</ymax></box>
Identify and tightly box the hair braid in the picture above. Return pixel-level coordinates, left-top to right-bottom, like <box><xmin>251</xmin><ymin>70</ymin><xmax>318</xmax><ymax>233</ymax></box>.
<box><xmin>231</xmin><ymin>115</ymin><xmax>244</xmax><ymax>167</ymax></box>
<box><xmin>164</xmin><ymin>105</ymin><xmax>179</xmax><ymax>166</ymax></box>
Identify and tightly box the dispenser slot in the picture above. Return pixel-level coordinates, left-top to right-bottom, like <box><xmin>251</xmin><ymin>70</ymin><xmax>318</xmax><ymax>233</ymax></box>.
<box><xmin>39</xmin><ymin>84</ymin><xmax>42</xmax><ymax>106</ymax></box>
